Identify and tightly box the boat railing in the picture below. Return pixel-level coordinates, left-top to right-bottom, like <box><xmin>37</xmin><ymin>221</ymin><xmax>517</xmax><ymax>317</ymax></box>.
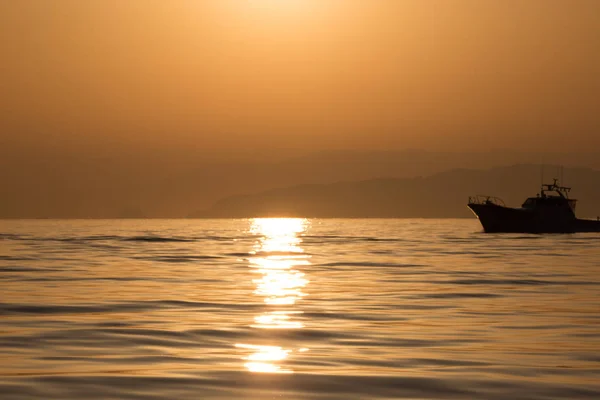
<box><xmin>468</xmin><ymin>195</ymin><xmax>506</xmax><ymax>207</ymax></box>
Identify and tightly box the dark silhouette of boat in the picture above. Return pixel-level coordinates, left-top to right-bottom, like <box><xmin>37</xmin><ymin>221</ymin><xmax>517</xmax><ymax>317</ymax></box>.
<box><xmin>468</xmin><ymin>179</ymin><xmax>600</xmax><ymax>233</ymax></box>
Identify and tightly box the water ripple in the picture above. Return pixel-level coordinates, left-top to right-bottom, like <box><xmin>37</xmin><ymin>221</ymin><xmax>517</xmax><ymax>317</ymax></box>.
<box><xmin>0</xmin><ymin>219</ymin><xmax>599</xmax><ymax>399</ymax></box>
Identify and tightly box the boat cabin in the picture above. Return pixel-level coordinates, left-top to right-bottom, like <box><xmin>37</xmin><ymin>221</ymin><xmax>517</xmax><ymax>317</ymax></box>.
<box><xmin>522</xmin><ymin>179</ymin><xmax>577</xmax><ymax>212</ymax></box>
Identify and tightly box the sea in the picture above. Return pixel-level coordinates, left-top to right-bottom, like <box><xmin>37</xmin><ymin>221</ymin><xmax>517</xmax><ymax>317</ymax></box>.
<box><xmin>1</xmin><ymin>218</ymin><xmax>599</xmax><ymax>399</ymax></box>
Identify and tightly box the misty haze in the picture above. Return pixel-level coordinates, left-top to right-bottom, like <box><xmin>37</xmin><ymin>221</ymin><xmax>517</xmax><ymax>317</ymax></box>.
<box><xmin>1</xmin><ymin>1</ymin><xmax>600</xmax><ymax>400</ymax></box>
<box><xmin>1</xmin><ymin>1</ymin><xmax>599</xmax><ymax>218</ymax></box>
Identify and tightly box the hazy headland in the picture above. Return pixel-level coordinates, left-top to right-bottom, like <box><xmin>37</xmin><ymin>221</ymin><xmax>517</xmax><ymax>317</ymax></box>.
<box><xmin>2</xmin><ymin>148</ymin><xmax>599</xmax><ymax>219</ymax></box>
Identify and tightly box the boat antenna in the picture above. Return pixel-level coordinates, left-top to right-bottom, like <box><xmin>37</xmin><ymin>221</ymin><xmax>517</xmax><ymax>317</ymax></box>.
<box><xmin>540</xmin><ymin>161</ymin><xmax>545</xmax><ymax>188</ymax></box>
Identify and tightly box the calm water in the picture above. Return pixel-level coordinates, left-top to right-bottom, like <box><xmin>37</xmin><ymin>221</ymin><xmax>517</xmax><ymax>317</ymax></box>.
<box><xmin>1</xmin><ymin>219</ymin><xmax>599</xmax><ymax>399</ymax></box>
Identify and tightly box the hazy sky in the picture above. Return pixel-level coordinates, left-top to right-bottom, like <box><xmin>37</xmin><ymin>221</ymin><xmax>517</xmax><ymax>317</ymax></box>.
<box><xmin>1</xmin><ymin>1</ymin><xmax>600</xmax><ymax>218</ymax></box>
<box><xmin>1</xmin><ymin>0</ymin><xmax>599</xmax><ymax>155</ymax></box>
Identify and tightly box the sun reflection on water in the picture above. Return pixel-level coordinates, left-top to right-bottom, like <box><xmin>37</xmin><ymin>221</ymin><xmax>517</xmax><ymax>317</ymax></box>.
<box><xmin>237</xmin><ymin>218</ymin><xmax>310</xmax><ymax>373</ymax></box>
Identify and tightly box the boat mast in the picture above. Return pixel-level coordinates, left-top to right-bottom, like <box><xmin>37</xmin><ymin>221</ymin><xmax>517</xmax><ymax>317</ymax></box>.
<box><xmin>540</xmin><ymin>162</ymin><xmax>545</xmax><ymax>194</ymax></box>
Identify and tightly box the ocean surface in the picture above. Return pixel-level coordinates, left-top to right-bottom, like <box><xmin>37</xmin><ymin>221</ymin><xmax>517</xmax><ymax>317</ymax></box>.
<box><xmin>1</xmin><ymin>218</ymin><xmax>599</xmax><ymax>399</ymax></box>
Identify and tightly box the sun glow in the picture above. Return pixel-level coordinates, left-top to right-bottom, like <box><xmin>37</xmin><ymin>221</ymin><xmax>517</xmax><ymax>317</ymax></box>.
<box><xmin>236</xmin><ymin>344</ymin><xmax>293</xmax><ymax>374</ymax></box>
<box><xmin>253</xmin><ymin>311</ymin><xmax>304</xmax><ymax>329</ymax></box>
<box><xmin>251</xmin><ymin>218</ymin><xmax>306</xmax><ymax>250</ymax></box>
<box><xmin>237</xmin><ymin>218</ymin><xmax>310</xmax><ymax>373</ymax></box>
<box><xmin>211</xmin><ymin>0</ymin><xmax>330</xmax><ymax>31</ymax></box>
<box><xmin>250</xmin><ymin>219</ymin><xmax>309</xmax><ymax>306</ymax></box>
<box><xmin>247</xmin><ymin>0</ymin><xmax>310</xmax><ymax>12</ymax></box>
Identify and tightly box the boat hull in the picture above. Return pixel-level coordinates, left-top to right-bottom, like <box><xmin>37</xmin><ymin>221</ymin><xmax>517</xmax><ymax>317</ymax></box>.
<box><xmin>468</xmin><ymin>203</ymin><xmax>600</xmax><ymax>233</ymax></box>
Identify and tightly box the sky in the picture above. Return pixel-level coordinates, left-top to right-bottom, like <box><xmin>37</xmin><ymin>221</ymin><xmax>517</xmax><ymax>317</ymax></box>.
<box><xmin>0</xmin><ymin>0</ymin><xmax>599</xmax><ymax>217</ymax></box>
<box><xmin>1</xmin><ymin>0</ymin><xmax>599</xmax><ymax>155</ymax></box>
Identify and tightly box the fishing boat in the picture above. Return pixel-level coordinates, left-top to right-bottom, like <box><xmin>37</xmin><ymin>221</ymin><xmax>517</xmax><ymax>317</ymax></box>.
<box><xmin>468</xmin><ymin>178</ymin><xmax>600</xmax><ymax>233</ymax></box>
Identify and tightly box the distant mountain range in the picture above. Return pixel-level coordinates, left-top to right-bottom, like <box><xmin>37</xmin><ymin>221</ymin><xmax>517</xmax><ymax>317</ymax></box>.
<box><xmin>191</xmin><ymin>165</ymin><xmax>600</xmax><ymax>219</ymax></box>
<box><xmin>2</xmin><ymin>148</ymin><xmax>600</xmax><ymax>218</ymax></box>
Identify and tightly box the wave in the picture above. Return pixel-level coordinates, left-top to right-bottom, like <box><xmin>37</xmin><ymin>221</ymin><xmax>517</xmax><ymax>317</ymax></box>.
<box><xmin>2</xmin><ymin>219</ymin><xmax>600</xmax><ymax>400</ymax></box>
<box><xmin>302</xmin><ymin>235</ymin><xmax>403</xmax><ymax>243</ymax></box>
<box><xmin>316</xmin><ymin>261</ymin><xmax>424</xmax><ymax>268</ymax></box>
<box><xmin>0</xmin><ymin>300</ymin><xmax>263</xmax><ymax>316</ymax></box>
<box><xmin>132</xmin><ymin>255</ymin><xmax>223</xmax><ymax>263</ymax></box>
<box><xmin>121</xmin><ymin>236</ymin><xmax>195</xmax><ymax>243</ymax></box>
<box><xmin>0</xmin><ymin>234</ymin><xmax>199</xmax><ymax>243</ymax></box>
<box><xmin>418</xmin><ymin>292</ymin><xmax>503</xmax><ymax>299</ymax></box>
<box><xmin>450</xmin><ymin>279</ymin><xmax>599</xmax><ymax>286</ymax></box>
<box><xmin>2</xmin><ymin>372</ymin><xmax>599</xmax><ymax>400</ymax></box>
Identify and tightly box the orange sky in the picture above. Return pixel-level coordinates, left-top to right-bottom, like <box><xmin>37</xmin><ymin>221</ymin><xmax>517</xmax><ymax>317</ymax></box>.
<box><xmin>1</xmin><ymin>0</ymin><xmax>599</xmax><ymax>154</ymax></box>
